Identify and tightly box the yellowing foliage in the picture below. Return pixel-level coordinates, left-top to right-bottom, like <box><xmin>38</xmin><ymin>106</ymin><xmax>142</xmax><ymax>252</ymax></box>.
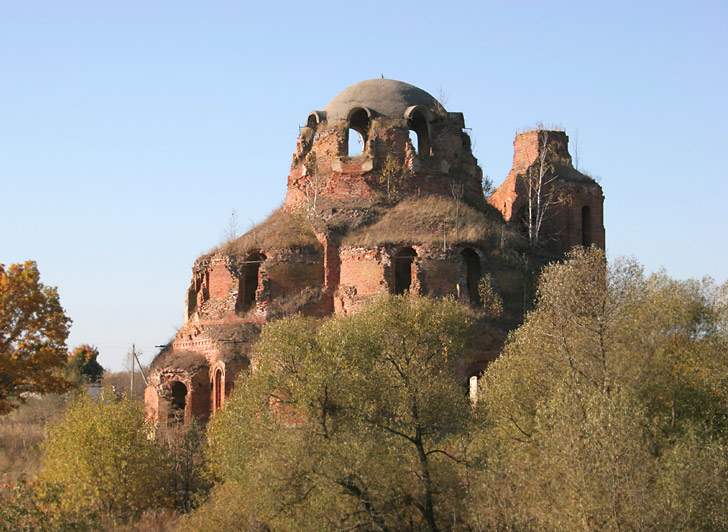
<box><xmin>0</xmin><ymin>261</ymin><xmax>72</xmax><ymax>414</ymax></box>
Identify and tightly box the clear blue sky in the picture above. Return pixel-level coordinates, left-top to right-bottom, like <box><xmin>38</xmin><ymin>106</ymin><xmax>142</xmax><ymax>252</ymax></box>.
<box><xmin>2</xmin><ymin>1</ymin><xmax>726</xmax><ymax>371</ymax></box>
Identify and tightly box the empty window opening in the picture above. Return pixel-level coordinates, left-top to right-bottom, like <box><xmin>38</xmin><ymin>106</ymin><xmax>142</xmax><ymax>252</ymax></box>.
<box><xmin>237</xmin><ymin>252</ymin><xmax>266</xmax><ymax>314</ymax></box>
<box><xmin>170</xmin><ymin>382</ymin><xmax>187</xmax><ymax>424</ymax></box>
<box><xmin>187</xmin><ymin>286</ymin><xmax>197</xmax><ymax>316</ymax></box>
<box><xmin>462</xmin><ymin>248</ymin><xmax>481</xmax><ymax>304</ymax></box>
<box><xmin>407</xmin><ymin>109</ymin><xmax>430</xmax><ymax>156</ymax></box>
<box><xmin>394</xmin><ymin>247</ymin><xmax>417</xmax><ymax>295</ymax></box>
<box><xmin>346</xmin><ymin>108</ymin><xmax>369</xmax><ymax>157</ymax></box>
<box><xmin>348</xmin><ymin>128</ymin><xmax>364</xmax><ymax>156</ymax></box>
<box><xmin>214</xmin><ymin>369</ymin><xmax>223</xmax><ymax>412</ymax></box>
<box><xmin>305</xmin><ymin>114</ymin><xmax>318</xmax><ymax>147</ymax></box>
<box><xmin>582</xmin><ymin>205</ymin><xmax>592</xmax><ymax>247</ymax></box>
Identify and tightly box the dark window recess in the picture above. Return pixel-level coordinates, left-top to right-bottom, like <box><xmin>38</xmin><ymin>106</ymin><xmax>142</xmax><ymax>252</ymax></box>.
<box><xmin>394</xmin><ymin>247</ymin><xmax>417</xmax><ymax>295</ymax></box>
<box><xmin>236</xmin><ymin>253</ymin><xmax>266</xmax><ymax>314</ymax></box>
<box><xmin>170</xmin><ymin>382</ymin><xmax>187</xmax><ymax>424</ymax></box>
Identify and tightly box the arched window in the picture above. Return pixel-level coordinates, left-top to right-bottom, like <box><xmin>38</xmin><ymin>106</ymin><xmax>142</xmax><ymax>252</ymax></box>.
<box><xmin>236</xmin><ymin>252</ymin><xmax>266</xmax><ymax>314</ymax></box>
<box><xmin>407</xmin><ymin>108</ymin><xmax>430</xmax><ymax>156</ymax></box>
<box><xmin>346</xmin><ymin>108</ymin><xmax>370</xmax><ymax>157</ymax></box>
<box><xmin>462</xmin><ymin>248</ymin><xmax>481</xmax><ymax>304</ymax></box>
<box><xmin>302</xmin><ymin>113</ymin><xmax>319</xmax><ymax>152</ymax></box>
<box><xmin>170</xmin><ymin>381</ymin><xmax>187</xmax><ymax>425</ymax></box>
<box><xmin>214</xmin><ymin>368</ymin><xmax>223</xmax><ymax>412</ymax></box>
<box><xmin>394</xmin><ymin>247</ymin><xmax>417</xmax><ymax>295</ymax></box>
<box><xmin>581</xmin><ymin>205</ymin><xmax>592</xmax><ymax>247</ymax></box>
<box><xmin>348</xmin><ymin>128</ymin><xmax>364</xmax><ymax>156</ymax></box>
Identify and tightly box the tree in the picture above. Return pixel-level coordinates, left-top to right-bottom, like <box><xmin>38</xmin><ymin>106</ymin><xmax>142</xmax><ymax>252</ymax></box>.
<box><xmin>0</xmin><ymin>261</ymin><xmax>72</xmax><ymax>413</ymax></box>
<box><xmin>66</xmin><ymin>344</ymin><xmax>104</xmax><ymax>385</ymax></box>
<box><xmin>522</xmin><ymin>129</ymin><xmax>561</xmax><ymax>248</ymax></box>
<box><xmin>468</xmin><ymin>248</ymin><xmax>728</xmax><ymax>531</ymax></box>
<box><xmin>221</xmin><ymin>209</ymin><xmax>240</xmax><ymax>243</ymax></box>
<box><xmin>205</xmin><ymin>296</ymin><xmax>475</xmax><ymax>531</ymax></box>
<box><xmin>38</xmin><ymin>391</ymin><xmax>173</xmax><ymax>523</ymax></box>
<box><xmin>379</xmin><ymin>153</ymin><xmax>405</xmax><ymax>203</ymax></box>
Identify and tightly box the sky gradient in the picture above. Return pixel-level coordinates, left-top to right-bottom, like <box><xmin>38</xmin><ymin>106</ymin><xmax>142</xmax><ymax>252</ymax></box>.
<box><xmin>2</xmin><ymin>1</ymin><xmax>726</xmax><ymax>371</ymax></box>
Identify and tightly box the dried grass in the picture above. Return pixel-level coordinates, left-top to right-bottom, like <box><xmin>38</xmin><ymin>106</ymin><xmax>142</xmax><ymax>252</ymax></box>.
<box><xmin>0</xmin><ymin>394</ymin><xmax>68</xmax><ymax>482</ymax></box>
<box><xmin>342</xmin><ymin>195</ymin><xmax>502</xmax><ymax>247</ymax></box>
<box><xmin>215</xmin><ymin>207</ymin><xmax>321</xmax><ymax>257</ymax></box>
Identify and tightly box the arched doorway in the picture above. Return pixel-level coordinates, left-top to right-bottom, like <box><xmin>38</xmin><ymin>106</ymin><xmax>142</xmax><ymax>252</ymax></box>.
<box><xmin>462</xmin><ymin>248</ymin><xmax>481</xmax><ymax>304</ymax></box>
<box><xmin>394</xmin><ymin>247</ymin><xmax>417</xmax><ymax>295</ymax></box>
<box><xmin>170</xmin><ymin>381</ymin><xmax>187</xmax><ymax>425</ymax></box>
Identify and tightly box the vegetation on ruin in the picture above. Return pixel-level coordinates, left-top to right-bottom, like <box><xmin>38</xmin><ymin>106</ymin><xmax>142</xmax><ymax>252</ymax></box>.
<box><xmin>215</xmin><ymin>207</ymin><xmax>322</xmax><ymax>257</ymax></box>
<box><xmin>342</xmin><ymin>195</ymin><xmax>510</xmax><ymax>248</ymax></box>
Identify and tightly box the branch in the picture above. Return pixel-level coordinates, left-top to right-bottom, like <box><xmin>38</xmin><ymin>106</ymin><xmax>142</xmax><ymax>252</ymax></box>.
<box><xmin>424</xmin><ymin>448</ymin><xmax>466</xmax><ymax>464</ymax></box>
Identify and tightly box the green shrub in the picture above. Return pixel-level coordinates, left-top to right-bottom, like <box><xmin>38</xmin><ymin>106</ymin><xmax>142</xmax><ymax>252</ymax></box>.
<box><xmin>38</xmin><ymin>391</ymin><xmax>173</xmax><ymax>523</ymax></box>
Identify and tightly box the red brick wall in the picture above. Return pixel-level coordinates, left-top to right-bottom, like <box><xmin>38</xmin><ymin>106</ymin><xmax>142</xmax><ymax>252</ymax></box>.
<box><xmin>339</xmin><ymin>249</ymin><xmax>385</xmax><ymax>296</ymax></box>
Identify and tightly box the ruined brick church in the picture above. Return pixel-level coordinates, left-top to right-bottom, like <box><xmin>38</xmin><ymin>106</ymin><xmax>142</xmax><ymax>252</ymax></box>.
<box><xmin>144</xmin><ymin>79</ymin><xmax>605</xmax><ymax>426</ymax></box>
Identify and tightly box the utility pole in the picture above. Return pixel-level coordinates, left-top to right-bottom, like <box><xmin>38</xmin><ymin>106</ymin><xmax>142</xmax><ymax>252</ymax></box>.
<box><xmin>133</xmin><ymin>348</ymin><xmax>148</xmax><ymax>386</ymax></box>
<box><xmin>130</xmin><ymin>344</ymin><xmax>135</xmax><ymax>394</ymax></box>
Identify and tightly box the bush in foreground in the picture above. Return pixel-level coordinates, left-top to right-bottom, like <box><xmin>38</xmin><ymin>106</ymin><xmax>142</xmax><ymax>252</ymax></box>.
<box><xmin>38</xmin><ymin>391</ymin><xmax>173</xmax><ymax>524</ymax></box>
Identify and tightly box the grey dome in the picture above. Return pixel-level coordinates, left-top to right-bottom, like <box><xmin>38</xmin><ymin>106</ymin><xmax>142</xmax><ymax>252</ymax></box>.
<box><xmin>323</xmin><ymin>79</ymin><xmax>441</xmax><ymax>121</ymax></box>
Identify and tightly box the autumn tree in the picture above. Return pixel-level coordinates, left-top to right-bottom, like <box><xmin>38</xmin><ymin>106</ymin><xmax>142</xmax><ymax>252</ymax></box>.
<box><xmin>468</xmin><ymin>248</ymin><xmax>728</xmax><ymax>531</ymax></box>
<box><xmin>197</xmin><ymin>296</ymin><xmax>475</xmax><ymax>532</ymax></box>
<box><xmin>0</xmin><ymin>261</ymin><xmax>72</xmax><ymax>413</ymax></box>
<box><xmin>66</xmin><ymin>344</ymin><xmax>104</xmax><ymax>385</ymax></box>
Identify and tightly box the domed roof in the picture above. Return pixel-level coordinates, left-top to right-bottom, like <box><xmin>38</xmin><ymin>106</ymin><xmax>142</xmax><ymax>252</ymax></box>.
<box><xmin>323</xmin><ymin>79</ymin><xmax>441</xmax><ymax>122</ymax></box>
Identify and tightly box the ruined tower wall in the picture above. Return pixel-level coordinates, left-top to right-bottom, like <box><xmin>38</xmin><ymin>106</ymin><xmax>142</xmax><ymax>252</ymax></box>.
<box><xmin>488</xmin><ymin>130</ymin><xmax>605</xmax><ymax>254</ymax></box>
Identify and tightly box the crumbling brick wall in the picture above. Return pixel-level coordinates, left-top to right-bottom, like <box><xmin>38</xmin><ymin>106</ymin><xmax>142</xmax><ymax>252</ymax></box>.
<box><xmin>488</xmin><ymin>130</ymin><xmax>605</xmax><ymax>254</ymax></box>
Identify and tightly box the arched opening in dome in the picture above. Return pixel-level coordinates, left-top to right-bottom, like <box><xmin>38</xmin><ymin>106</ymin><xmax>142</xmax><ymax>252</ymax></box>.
<box><xmin>581</xmin><ymin>205</ymin><xmax>592</xmax><ymax>247</ymax></box>
<box><xmin>346</xmin><ymin>107</ymin><xmax>370</xmax><ymax>157</ymax></box>
<box><xmin>462</xmin><ymin>248</ymin><xmax>481</xmax><ymax>304</ymax></box>
<box><xmin>348</xmin><ymin>129</ymin><xmax>364</xmax><ymax>156</ymax></box>
<box><xmin>236</xmin><ymin>252</ymin><xmax>266</xmax><ymax>315</ymax></box>
<box><xmin>305</xmin><ymin>113</ymin><xmax>319</xmax><ymax>148</ymax></box>
<box><xmin>393</xmin><ymin>247</ymin><xmax>417</xmax><ymax>295</ymax></box>
<box><xmin>407</xmin><ymin>107</ymin><xmax>430</xmax><ymax>156</ymax></box>
<box><xmin>169</xmin><ymin>381</ymin><xmax>187</xmax><ymax>425</ymax></box>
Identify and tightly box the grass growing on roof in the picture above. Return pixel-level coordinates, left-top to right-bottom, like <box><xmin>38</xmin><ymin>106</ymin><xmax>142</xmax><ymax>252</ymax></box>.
<box><xmin>216</xmin><ymin>207</ymin><xmax>321</xmax><ymax>256</ymax></box>
<box><xmin>342</xmin><ymin>195</ymin><xmax>503</xmax><ymax>247</ymax></box>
